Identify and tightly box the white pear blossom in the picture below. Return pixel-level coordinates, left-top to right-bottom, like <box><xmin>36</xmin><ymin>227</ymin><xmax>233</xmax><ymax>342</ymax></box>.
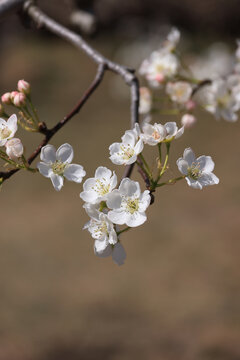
<box><xmin>139</xmin><ymin>50</ymin><xmax>179</xmax><ymax>88</ymax></box>
<box><xmin>0</xmin><ymin>114</ymin><xmax>18</xmax><ymax>146</ymax></box>
<box><xmin>166</xmin><ymin>81</ymin><xmax>192</xmax><ymax>104</ymax></box>
<box><xmin>162</xmin><ymin>122</ymin><xmax>184</xmax><ymax>142</ymax></box>
<box><xmin>109</xmin><ymin>124</ymin><xmax>143</xmax><ymax>165</ymax></box>
<box><xmin>177</xmin><ymin>148</ymin><xmax>219</xmax><ymax>190</ymax></box>
<box><xmin>139</xmin><ymin>87</ymin><xmax>152</xmax><ymax>114</ymax></box>
<box><xmin>203</xmin><ymin>78</ymin><xmax>239</xmax><ymax>122</ymax></box>
<box><xmin>5</xmin><ymin>138</ymin><xmax>23</xmax><ymax>159</ymax></box>
<box><xmin>83</xmin><ymin>204</ymin><xmax>117</xmax><ymax>249</ymax></box>
<box><xmin>80</xmin><ymin>166</ymin><xmax>117</xmax><ymax>204</ymax></box>
<box><xmin>141</xmin><ymin>121</ymin><xmax>183</xmax><ymax>145</ymax></box>
<box><xmin>37</xmin><ymin>143</ymin><xmax>86</xmax><ymax>191</ymax></box>
<box><xmin>141</xmin><ymin>122</ymin><xmax>166</xmax><ymax>146</ymax></box>
<box><xmin>83</xmin><ymin>203</ymin><xmax>126</xmax><ymax>266</ymax></box>
<box><xmin>107</xmin><ymin>178</ymin><xmax>151</xmax><ymax>227</ymax></box>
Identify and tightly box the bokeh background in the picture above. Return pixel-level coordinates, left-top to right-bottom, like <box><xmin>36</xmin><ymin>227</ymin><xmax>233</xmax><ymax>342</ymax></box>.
<box><xmin>1</xmin><ymin>1</ymin><xmax>240</xmax><ymax>359</ymax></box>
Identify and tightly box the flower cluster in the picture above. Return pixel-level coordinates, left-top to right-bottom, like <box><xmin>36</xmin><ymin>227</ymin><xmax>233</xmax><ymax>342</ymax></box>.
<box><xmin>138</xmin><ymin>28</ymin><xmax>240</xmax><ymax>124</ymax></box>
<box><xmin>2</xmin><ymin>29</ymin><xmax>232</xmax><ymax>267</ymax></box>
<box><xmin>80</xmin><ymin>166</ymin><xmax>151</xmax><ymax>265</ymax></box>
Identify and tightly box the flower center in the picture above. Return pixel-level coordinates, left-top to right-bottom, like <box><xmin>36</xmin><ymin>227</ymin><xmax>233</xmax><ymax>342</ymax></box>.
<box><xmin>51</xmin><ymin>160</ymin><xmax>66</xmax><ymax>175</ymax></box>
<box><xmin>217</xmin><ymin>94</ymin><xmax>230</xmax><ymax>108</ymax></box>
<box><xmin>188</xmin><ymin>162</ymin><xmax>201</xmax><ymax>180</ymax></box>
<box><xmin>94</xmin><ymin>179</ymin><xmax>110</xmax><ymax>196</ymax></box>
<box><xmin>92</xmin><ymin>220</ymin><xmax>108</xmax><ymax>239</ymax></box>
<box><xmin>119</xmin><ymin>144</ymin><xmax>135</xmax><ymax>160</ymax></box>
<box><xmin>125</xmin><ymin>197</ymin><xmax>139</xmax><ymax>214</ymax></box>
<box><xmin>152</xmin><ymin>130</ymin><xmax>161</xmax><ymax>140</ymax></box>
<box><xmin>0</xmin><ymin>127</ymin><xmax>11</xmax><ymax>140</ymax></box>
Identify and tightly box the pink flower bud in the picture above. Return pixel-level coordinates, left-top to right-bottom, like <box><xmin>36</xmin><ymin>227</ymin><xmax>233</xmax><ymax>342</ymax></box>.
<box><xmin>185</xmin><ymin>99</ymin><xmax>196</xmax><ymax>111</ymax></box>
<box><xmin>1</xmin><ymin>92</ymin><xmax>12</xmax><ymax>105</ymax></box>
<box><xmin>17</xmin><ymin>79</ymin><xmax>30</xmax><ymax>95</ymax></box>
<box><xmin>181</xmin><ymin>114</ymin><xmax>197</xmax><ymax>129</ymax></box>
<box><xmin>12</xmin><ymin>92</ymin><xmax>26</xmax><ymax>107</ymax></box>
<box><xmin>5</xmin><ymin>138</ymin><xmax>24</xmax><ymax>160</ymax></box>
<box><xmin>10</xmin><ymin>91</ymin><xmax>19</xmax><ymax>102</ymax></box>
<box><xmin>155</xmin><ymin>73</ymin><xmax>165</xmax><ymax>83</ymax></box>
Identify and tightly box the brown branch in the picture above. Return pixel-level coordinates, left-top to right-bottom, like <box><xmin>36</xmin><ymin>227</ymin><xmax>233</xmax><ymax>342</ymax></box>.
<box><xmin>0</xmin><ymin>63</ymin><xmax>106</xmax><ymax>181</ymax></box>
<box><xmin>0</xmin><ymin>1</ymin><xmax>140</xmax><ymax>183</ymax></box>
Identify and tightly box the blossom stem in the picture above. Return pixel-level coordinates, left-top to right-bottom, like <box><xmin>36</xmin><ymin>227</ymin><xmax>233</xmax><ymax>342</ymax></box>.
<box><xmin>23</xmin><ymin>105</ymin><xmax>39</xmax><ymax>128</ymax></box>
<box><xmin>158</xmin><ymin>143</ymin><xmax>162</xmax><ymax>163</ymax></box>
<box><xmin>156</xmin><ymin>175</ymin><xmax>185</xmax><ymax>187</ymax></box>
<box><xmin>27</xmin><ymin>95</ymin><xmax>40</xmax><ymax>124</ymax></box>
<box><xmin>160</xmin><ymin>142</ymin><xmax>170</xmax><ymax>177</ymax></box>
<box><xmin>0</xmin><ymin>155</ymin><xmax>18</xmax><ymax>166</ymax></box>
<box><xmin>139</xmin><ymin>153</ymin><xmax>152</xmax><ymax>179</ymax></box>
<box><xmin>117</xmin><ymin>227</ymin><xmax>130</xmax><ymax>236</ymax></box>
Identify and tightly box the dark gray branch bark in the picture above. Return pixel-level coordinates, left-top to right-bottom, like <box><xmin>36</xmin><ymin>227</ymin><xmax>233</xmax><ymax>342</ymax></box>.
<box><xmin>0</xmin><ymin>1</ymin><xmax>140</xmax><ymax>183</ymax></box>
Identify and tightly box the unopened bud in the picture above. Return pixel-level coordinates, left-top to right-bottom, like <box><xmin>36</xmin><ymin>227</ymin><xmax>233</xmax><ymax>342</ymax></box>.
<box><xmin>10</xmin><ymin>91</ymin><xmax>19</xmax><ymax>102</ymax></box>
<box><xmin>155</xmin><ymin>73</ymin><xmax>165</xmax><ymax>83</ymax></box>
<box><xmin>181</xmin><ymin>114</ymin><xmax>197</xmax><ymax>128</ymax></box>
<box><xmin>5</xmin><ymin>138</ymin><xmax>24</xmax><ymax>160</ymax></box>
<box><xmin>185</xmin><ymin>99</ymin><xmax>196</xmax><ymax>111</ymax></box>
<box><xmin>1</xmin><ymin>92</ymin><xmax>12</xmax><ymax>105</ymax></box>
<box><xmin>17</xmin><ymin>79</ymin><xmax>30</xmax><ymax>95</ymax></box>
<box><xmin>12</xmin><ymin>92</ymin><xmax>26</xmax><ymax>107</ymax></box>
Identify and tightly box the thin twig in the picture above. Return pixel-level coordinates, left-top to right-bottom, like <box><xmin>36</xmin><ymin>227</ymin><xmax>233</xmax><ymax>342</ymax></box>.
<box><xmin>0</xmin><ymin>63</ymin><xmax>106</xmax><ymax>180</ymax></box>
<box><xmin>0</xmin><ymin>1</ymin><xmax>140</xmax><ymax>183</ymax></box>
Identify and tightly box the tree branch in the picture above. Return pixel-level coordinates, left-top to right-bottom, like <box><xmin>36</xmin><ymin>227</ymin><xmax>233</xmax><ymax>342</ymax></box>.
<box><xmin>0</xmin><ymin>1</ymin><xmax>140</xmax><ymax>183</ymax></box>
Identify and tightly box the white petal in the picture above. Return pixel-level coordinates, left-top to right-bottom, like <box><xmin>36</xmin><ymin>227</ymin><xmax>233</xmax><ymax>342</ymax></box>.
<box><xmin>199</xmin><ymin>173</ymin><xmax>219</xmax><ymax>186</ymax></box>
<box><xmin>109</xmin><ymin>142</ymin><xmax>120</xmax><ymax>155</ymax></box>
<box><xmin>110</xmin><ymin>172</ymin><xmax>118</xmax><ymax>189</ymax></box>
<box><xmin>175</xmin><ymin>126</ymin><xmax>184</xmax><ymax>139</ymax></box>
<box><xmin>197</xmin><ymin>156</ymin><xmax>215</xmax><ymax>173</ymax></box>
<box><xmin>186</xmin><ymin>177</ymin><xmax>202</xmax><ymax>189</ymax></box>
<box><xmin>176</xmin><ymin>158</ymin><xmax>188</xmax><ymax>175</ymax></box>
<box><xmin>7</xmin><ymin>114</ymin><xmax>18</xmax><ymax>135</ymax></box>
<box><xmin>119</xmin><ymin>178</ymin><xmax>139</xmax><ymax>197</ymax></box>
<box><xmin>94</xmin><ymin>242</ymin><xmax>112</xmax><ymax>257</ymax></box>
<box><xmin>134</xmin><ymin>138</ymin><xmax>144</xmax><ymax>154</ymax></box>
<box><xmin>0</xmin><ymin>139</ymin><xmax>7</xmax><ymax>146</ymax></box>
<box><xmin>37</xmin><ymin>162</ymin><xmax>53</xmax><ymax>178</ymax></box>
<box><xmin>106</xmin><ymin>190</ymin><xmax>122</xmax><ymax>209</ymax></box>
<box><xmin>138</xmin><ymin>190</ymin><xmax>151</xmax><ymax>212</ymax></box>
<box><xmin>108</xmin><ymin>210</ymin><xmax>128</xmax><ymax>225</ymax></box>
<box><xmin>80</xmin><ymin>190</ymin><xmax>98</xmax><ymax>204</ymax></box>
<box><xmin>125</xmin><ymin>154</ymin><xmax>137</xmax><ymax>165</ymax></box>
<box><xmin>83</xmin><ymin>178</ymin><xmax>96</xmax><ymax>191</ymax></box>
<box><xmin>121</xmin><ymin>131</ymin><xmax>136</xmax><ymax>146</ymax></box>
<box><xmin>95</xmin><ymin>166</ymin><xmax>112</xmax><ymax>180</ymax></box>
<box><xmin>165</xmin><ymin>122</ymin><xmax>177</xmax><ymax>136</ymax></box>
<box><xmin>63</xmin><ymin>164</ymin><xmax>86</xmax><ymax>183</ymax></box>
<box><xmin>83</xmin><ymin>203</ymin><xmax>100</xmax><ymax>221</ymax></box>
<box><xmin>109</xmin><ymin>154</ymin><xmax>125</xmax><ymax>165</ymax></box>
<box><xmin>94</xmin><ymin>238</ymin><xmax>109</xmax><ymax>253</ymax></box>
<box><xmin>183</xmin><ymin>148</ymin><xmax>196</xmax><ymax>166</ymax></box>
<box><xmin>108</xmin><ymin>229</ymin><xmax>118</xmax><ymax>245</ymax></box>
<box><xmin>126</xmin><ymin>212</ymin><xmax>147</xmax><ymax>227</ymax></box>
<box><xmin>50</xmin><ymin>173</ymin><xmax>64</xmax><ymax>191</ymax></box>
<box><xmin>112</xmin><ymin>243</ymin><xmax>126</xmax><ymax>266</ymax></box>
<box><xmin>56</xmin><ymin>143</ymin><xmax>73</xmax><ymax>163</ymax></box>
<box><xmin>40</xmin><ymin>144</ymin><xmax>56</xmax><ymax>164</ymax></box>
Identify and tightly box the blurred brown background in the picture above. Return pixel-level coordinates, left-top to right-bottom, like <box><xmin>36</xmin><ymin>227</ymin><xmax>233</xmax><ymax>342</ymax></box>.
<box><xmin>0</xmin><ymin>1</ymin><xmax>240</xmax><ymax>359</ymax></box>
